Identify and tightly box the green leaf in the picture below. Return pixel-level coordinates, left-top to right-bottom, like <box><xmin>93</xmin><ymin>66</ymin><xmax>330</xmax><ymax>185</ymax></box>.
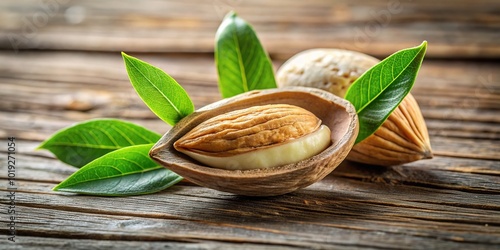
<box><xmin>53</xmin><ymin>144</ymin><xmax>183</xmax><ymax>196</ymax></box>
<box><xmin>215</xmin><ymin>11</ymin><xmax>277</xmax><ymax>98</ymax></box>
<box><xmin>122</xmin><ymin>52</ymin><xmax>194</xmax><ymax>125</ymax></box>
<box><xmin>345</xmin><ymin>41</ymin><xmax>427</xmax><ymax>144</ymax></box>
<box><xmin>38</xmin><ymin>119</ymin><xmax>161</xmax><ymax>168</ymax></box>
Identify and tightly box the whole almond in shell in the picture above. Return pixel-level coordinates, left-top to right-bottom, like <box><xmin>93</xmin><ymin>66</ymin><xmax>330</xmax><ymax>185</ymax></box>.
<box><xmin>277</xmin><ymin>48</ymin><xmax>432</xmax><ymax>166</ymax></box>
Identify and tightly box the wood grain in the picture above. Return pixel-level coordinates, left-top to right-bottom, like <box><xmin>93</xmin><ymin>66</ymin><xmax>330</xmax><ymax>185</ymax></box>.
<box><xmin>1</xmin><ymin>1</ymin><xmax>499</xmax><ymax>248</ymax></box>
<box><xmin>0</xmin><ymin>0</ymin><xmax>499</xmax><ymax>58</ymax></box>
<box><xmin>2</xmin><ymin>236</ymin><xmax>296</xmax><ymax>250</ymax></box>
<box><xmin>1</xmin><ymin>177</ymin><xmax>499</xmax><ymax>249</ymax></box>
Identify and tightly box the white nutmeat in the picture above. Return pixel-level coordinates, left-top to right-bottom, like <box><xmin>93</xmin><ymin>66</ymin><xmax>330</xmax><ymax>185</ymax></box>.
<box><xmin>178</xmin><ymin>125</ymin><xmax>331</xmax><ymax>170</ymax></box>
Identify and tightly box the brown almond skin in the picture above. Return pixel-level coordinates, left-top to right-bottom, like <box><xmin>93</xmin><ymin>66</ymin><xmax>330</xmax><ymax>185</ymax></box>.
<box><xmin>277</xmin><ymin>48</ymin><xmax>432</xmax><ymax>166</ymax></box>
<box><xmin>174</xmin><ymin>104</ymin><xmax>321</xmax><ymax>156</ymax></box>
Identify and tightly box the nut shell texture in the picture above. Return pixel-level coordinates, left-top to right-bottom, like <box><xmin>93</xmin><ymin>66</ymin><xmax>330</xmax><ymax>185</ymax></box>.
<box><xmin>150</xmin><ymin>87</ymin><xmax>358</xmax><ymax>196</ymax></box>
<box><xmin>277</xmin><ymin>49</ymin><xmax>380</xmax><ymax>97</ymax></box>
<box><xmin>277</xmin><ymin>49</ymin><xmax>432</xmax><ymax>166</ymax></box>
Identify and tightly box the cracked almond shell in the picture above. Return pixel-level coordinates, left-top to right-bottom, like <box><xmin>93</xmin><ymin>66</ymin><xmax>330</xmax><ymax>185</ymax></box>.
<box><xmin>277</xmin><ymin>48</ymin><xmax>432</xmax><ymax>166</ymax></box>
<box><xmin>149</xmin><ymin>87</ymin><xmax>358</xmax><ymax>196</ymax></box>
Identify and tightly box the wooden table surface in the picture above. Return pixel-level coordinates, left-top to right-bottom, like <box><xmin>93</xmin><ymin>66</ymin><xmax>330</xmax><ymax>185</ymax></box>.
<box><xmin>1</xmin><ymin>0</ymin><xmax>499</xmax><ymax>249</ymax></box>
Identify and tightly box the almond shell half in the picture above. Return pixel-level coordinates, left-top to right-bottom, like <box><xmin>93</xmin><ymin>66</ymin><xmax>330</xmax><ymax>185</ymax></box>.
<box><xmin>150</xmin><ymin>87</ymin><xmax>358</xmax><ymax>196</ymax></box>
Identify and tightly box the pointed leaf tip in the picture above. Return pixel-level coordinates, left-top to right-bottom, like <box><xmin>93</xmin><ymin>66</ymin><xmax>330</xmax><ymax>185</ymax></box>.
<box><xmin>52</xmin><ymin>144</ymin><xmax>183</xmax><ymax>196</ymax></box>
<box><xmin>345</xmin><ymin>42</ymin><xmax>428</xmax><ymax>144</ymax></box>
<box><xmin>122</xmin><ymin>53</ymin><xmax>194</xmax><ymax>125</ymax></box>
<box><xmin>226</xmin><ymin>10</ymin><xmax>237</xmax><ymax>18</ymax></box>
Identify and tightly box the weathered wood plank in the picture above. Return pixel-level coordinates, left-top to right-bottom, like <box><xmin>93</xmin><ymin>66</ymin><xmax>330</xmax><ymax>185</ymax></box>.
<box><xmin>5</xmin><ymin>236</ymin><xmax>299</xmax><ymax>250</ymax></box>
<box><xmin>1</xmin><ymin>177</ymin><xmax>499</xmax><ymax>249</ymax></box>
<box><xmin>430</xmin><ymin>136</ymin><xmax>500</xmax><ymax>161</ymax></box>
<box><xmin>333</xmin><ymin>159</ymin><xmax>500</xmax><ymax>194</ymax></box>
<box><xmin>0</xmin><ymin>0</ymin><xmax>499</xmax><ymax>58</ymax></box>
<box><xmin>2</xmin><ymin>147</ymin><xmax>499</xmax><ymax>197</ymax></box>
<box><xmin>426</xmin><ymin>120</ymin><xmax>500</xmax><ymax>140</ymax></box>
<box><xmin>2</xmin><ymin>178</ymin><xmax>500</xmax><ymax>244</ymax></box>
<box><xmin>5</xmin><ymin>168</ymin><xmax>500</xmax><ymax>213</ymax></box>
<box><xmin>422</xmin><ymin>108</ymin><xmax>499</xmax><ymax>125</ymax></box>
<box><xmin>46</xmin><ymin>157</ymin><xmax>500</xmax><ymax>193</ymax></box>
<box><xmin>2</xmin><ymin>135</ymin><xmax>499</xmax><ymax>212</ymax></box>
<box><xmin>1</xmin><ymin>56</ymin><xmax>496</xmax><ymax>113</ymax></box>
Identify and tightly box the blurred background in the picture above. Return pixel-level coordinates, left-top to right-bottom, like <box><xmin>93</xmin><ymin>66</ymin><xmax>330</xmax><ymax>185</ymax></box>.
<box><xmin>1</xmin><ymin>0</ymin><xmax>498</xmax><ymax>57</ymax></box>
<box><xmin>0</xmin><ymin>0</ymin><xmax>498</xmax><ymax>143</ymax></box>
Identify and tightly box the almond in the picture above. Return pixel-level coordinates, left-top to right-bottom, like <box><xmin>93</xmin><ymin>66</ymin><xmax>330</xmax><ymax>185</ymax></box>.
<box><xmin>173</xmin><ymin>104</ymin><xmax>331</xmax><ymax>170</ymax></box>
<box><xmin>277</xmin><ymin>49</ymin><xmax>432</xmax><ymax>166</ymax></box>
<box><xmin>150</xmin><ymin>87</ymin><xmax>359</xmax><ymax>196</ymax></box>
